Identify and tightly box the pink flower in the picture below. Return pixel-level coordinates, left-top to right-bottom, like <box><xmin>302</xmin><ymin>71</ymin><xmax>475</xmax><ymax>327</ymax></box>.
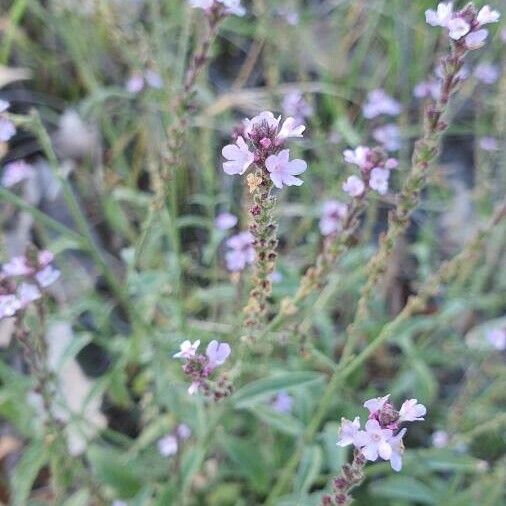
<box><xmin>319</xmin><ymin>200</ymin><xmax>347</xmax><ymax>236</ymax></box>
<box><xmin>447</xmin><ymin>17</ymin><xmax>470</xmax><ymax>39</ymax></box>
<box><xmin>354</xmin><ymin>419</ymin><xmax>393</xmax><ymax>461</ymax></box>
<box><xmin>225</xmin><ymin>231</ymin><xmax>255</xmax><ymax>271</ymax></box>
<box><xmin>157</xmin><ymin>434</ymin><xmax>178</xmax><ymax>457</ymax></box>
<box><xmin>0</xmin><ymin>294</ymin><xmax>21</xmax><ymax>319</ymax></box>
<box><xmin>125</xmin><ymin>73</ymin><xmax>145</xmax><ymax>94</ymax></box>
<box><xmin>270</xmin><ymin>391</ymin><xmax>293</xmax><ymax>414</ymax></box>
<box><xmin>362</xmin><ymin>89</ymin><xmax>401</xmax><ymax>119</ymax></box>
<box><xmin>431</xmin><ymin>430</ymin><xmax>449</xmax><ymax>448</ymax></box>
<box><xmin>277</xmin><ymin>117</ymin><xmax>305</xmax><ymax>140</ymax></box>
<box><xmin>465</xmin><ymin>29</ymin><xmax>488</xmax><ymax>49</ymax></box>
<box><xmin>476</xmin><ymin>5</ymin><xmax>500</xmax><ymax>25</ymax></box>
<box><xmin>342</xmin><ymin>175</ymin><xmax>365</xmax><ymax>197</ymax></box>
<box><xmin>215</xmin><ymin>212</ymin><xmax>238</xmax><ymax>230</ymax></box>
<box><xmin>35</xmin><ymin>265</ymin><xmax>60</xmax><ymax>287</ymax></box>
<box><xmin>337</xmin><ymin>417</ymin><xmax>361</xmax><ymax>447</ymax></box>
<box><xmin>388</xmin><ymin>428</ymin><xmax>406</xmax><ymax>471</ymax></box>
<box><xmin>398</xmin><ymin>399</ymin><xmax>426</xmax><ymax>422</ymax></box>
<box><xmin>343</xmin><ymin>146</ymin><xmax>373</xmax><ymax>170</ymax></box>
<box><xmin>265</xmin><ymin>149</ymin><xmax>307</xmax><ymax>189</ymax></box>
<box><xmin>474</xmin><ymin>63</ymin><xmax>499</xmax><ymax>84</ymax></box>
<box><xmin>1</xmin><ymin>160</ymin><xmax>34</xmax><ymax>187</ymax></box>
<box><xmin>372</xmin><ymin>124</ymin><xmax>401</xmax><ymax>152</ymax></box>
<box><xmin>173</xmin><ymin>339</ymin><xmax>201</xmax><ymax>359</ymax></box>
<box><xmin>485</xmin><ymin>327</ymin><xmax>506</xmax><ymax>350</ymax></box>
<box><xmin>205</xmin><ymin>340</ymin><xmax>231</xmax><ymax>369</ymax></box>
<box><xmin>479</xmin><ymin>137</ymin><xmax>498</xmax><ymax>151</ymax></box>
<box><xmin>369</xmin><ymin>167</ymin><xmax>390</xmax><ymax>195</ymax></box>
<box><xmin>425</xmin><ymin>2</ymin><xmax>453</xmax><ymax>27</ymax></box>
<box><xmin>222</xmin><ymin>136</ymin><xmax>254</xmax><ymax>175</ymax></box>
<box><xmin>17</xmin><ymin>283</ymin><xmax>41</xmax><ymax>308</ymax></box>
<box><xmin>363</xmin><ymin>394</ymin><xmax>390</xmax><ymax>415</ymax></box>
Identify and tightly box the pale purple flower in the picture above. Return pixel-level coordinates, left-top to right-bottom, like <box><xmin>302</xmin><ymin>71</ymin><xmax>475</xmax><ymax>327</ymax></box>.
<box><xmin>0</xmin><ymin>100</ymin><xmax>16</xmax><ymax>142</ymax></box>
<box><xmin>265</xmin><ymin>149</ymin><xmax>307</xmax><ymax>189</ymax></box>
<box><xmin>431</xmin><ymin>430</ymin><xmax>449</xmax><ymax>448</ymax></box>
<box><xmin>476</xmin><ymin>5</ymin><xmax>500</xmax><ymax>25</ymax></box>
<box><xmin>205</xmin><ymin>340</ymin><xmax>231</xmax><ymax>369</ymax></box>
<box><xmin>277</xmin><ymin>117</ymin><xmax>305</xmax><ymax>140</ymax></box>
<box><xmin>268</xmin><ymin>271</ymin><xmax>283</xmax><ymax>283</ymax></box>
<box><xmin>342</xmin><ymin>175</ymin><xmax>365</xmax><ymax>198</ymax></box>
<box><xmin>144</xmin><ymin>70</ymin><xmax>163</xmax><ymax>89</ymax></box>
<box><xmin>125</xmin><ymin>73</ymin><xmax>145</xmax><ymax>94</ymax></box>
<box><xmin>398</xmin><ymin>399</ymin><xmax>427</xmax><ymax>422</ymax></box>
<box><xmin>282</xmin><ymin>91</ymin><xmax>312</xmax><ymax>123</ymax></box>
<box><xmin>215</xmin><ymin>212</ymin><xmax>238</xmax><ymax>230</ymax></box>
<box><xmin>157</xmin><ymin>434</ymin><xmax>178</xmax><ymax>457</ymax></box>
<box><xmin>425</xmin><ymin>2</ymin><xmax>453</xmax><ymax>28</ymax></box>
<box><xmin>485</xmin><ymin>327</ymin><xmax>506</xmax><ymax>350</ymax></box>
<box><xmin>17</xmin><ymin>283</ymin><xmax>41</xmax><ymax>308</ymax></box>
<box><xmin>413</xmin><ymin>79</ymin><xmax>441</xmax><ymax>100</ymax></box>
<box><xmin>0</xmin><ymin>294</ymin><xmax>21</xmax><ymax>319</ymax></box>
<box><xmin>354</xmin><ymin>419</ymin><xmax>393</xmax><ymax>461</ymax></box>
<box><xmin>364</xmin><ymin>394</ymin><xmax>390</xmax><ymax>415</ymax></box>
<box><xmin>35</xmin><ymin>265</ymin><xmax>60</xmax><ymax>288</ymax></box>
<box><xmin>222</xmin><ymin>136</ymin><xmax>254</xmax><ymax>175</ymax></box>
<box><xmin>219</xmin><ymin>0</ymin><xmax>246</xmax><ymax>16</ymax></box>
<box><xmin>362</xmin><ymin>89</ymin><xmax>401</xmax><ymax>119</ymax></box>
<box><xmin>188</xmin><ymin>381</ymin><xmax>200</xmax><ymax>395</ymax></box>
<box><xmin>388</xmin><ymin>428</ymin><xmax>406</xmax><ymax>472</ymax></box>
<box><xmin>1</xmin><ymin>160</ymin><xmax>34</xmax><ymax>188</ymax></box>
<box><xmin>2</xmin><ymin>256</ymin><xmax>32</xmax><ymax>277</ymax></box>
<box><xmin>174</xmin><ymin>339</ymin><xmax>201</xmax><ymax>359</ymax></box>
<box><xmin>243</xmin><ymin>111</ymin><xmax>281</xmax><ymax>138</ymax></box>
<box><xmin>385</xmin><ymin>158</ymin><xmax>398</xmax><ymax>170</ymax></box>
<box><xmin>465</xmin><ymin>29</ymin><xmax>488</xmax><ymax>49</ymax></box>
<box><xmin>479</xmin><ymin>137</ymin><xmax>498</xmax><ymax>152</ymax></box>
<box><xmin>447</xmin><ymin>17</ymin><xmax>470</xmax><ymax>39</ymax></box>
<box><xmin>337</xmin><ymin>417</ymin><xmax>361</xmax><ymax>447</ymax></box>
<box><xmin>319</xmin><ymin>200</ymin><xmax>347</xmax><ymax>236</ymax></box>
<box><xmin>369</xmin><ymin>167</ymin><xmax>390</xmax><ymax>195</ymax></box>
<box><xmin>343</xmin><ymin>146</ymin><xmax>373</xmax><ymax>170</ymax></box>
<box><xmin>0</xmin><ymin>99</ymin><xmax>9</xmax><ymax>113</ymax></box>
<box><xmin>373</xmin><ymin>124</ymin><xmax>401</xmax><ymax>152</ymax></box>
<box><xmin>271</xmin><ymin>391</ymin><xmax>293</xmax><ymax>414</ymax></box>
<box><xmin>474</xmin><ymin>63</ymin><xmax>499</xmax><ymax>84</ymax></box>
<box><xmin>112</xmin><ymin>501</ymin><xmax>128</xmax><ymax>506</ymax></box>
<box><xmin>177</xmin><ymin>424</ymin><xmax>192</xmax><ymax>440</ymax></box>
<box><xmin>225</xmin><ymin>231</ymin><xmax>254</xmax><ymax>272</ymax></box>
<box><xmin>188</xmin><ymin>0</ymin><xmax>214</xmax><ymax>10</ymax></box>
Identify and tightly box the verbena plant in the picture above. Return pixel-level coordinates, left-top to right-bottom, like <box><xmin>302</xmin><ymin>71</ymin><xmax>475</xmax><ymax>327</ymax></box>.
<box><xmin>0</xmin><ymin>1</ymin><xmax>504</xmax><ymax>505</ymax></box>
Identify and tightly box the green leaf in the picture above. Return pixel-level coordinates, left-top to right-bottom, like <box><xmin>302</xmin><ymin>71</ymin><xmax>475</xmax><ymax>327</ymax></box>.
<box><xmin>11</xmin><ymin>441</ymin><xmax>47</xmax><ymax>506</ymax></box>
<box><xmin>370</xmin><ymin>476</ymin><xmax>437</xmax><ymax>504</ymax></box>
<box><xmin>413</xmin><ymin>449</ymin><xmax>485</xmax><ymax>473</ymax></box>
<box><xmin>293</xmin><ymin>445</ymin><xmax>322</xmax><ymax>495</ymax></box>
<box><xmin>247</xmin><ymin>405</ymin><xmax>303</xmax><ymax>436</ymax></box>
<box><xmin>87</xmin><ymin>446</ymin><xmax>142</xmax><ymax>498</ymax></box>
<box><xmin>232</xmin><ymin>372</ymin><xmax>323</xmax><ymax>409</ymax></box>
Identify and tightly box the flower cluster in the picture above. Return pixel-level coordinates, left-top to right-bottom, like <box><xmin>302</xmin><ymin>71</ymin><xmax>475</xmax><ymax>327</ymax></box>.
<box><xmin>362</xmin><ymin>89</ymin><xmax>401</xmax><ymax>119</ymax></box>
<box><xmin>0</xmin><ymin>100</ymin><xmax>16</xmax><ymax>143</ymax></box>
<box><xmin>222</xmin><ymin>111</ymin><xmax>307</xmax><ymax>189</ymax></box>
<box><xmin>282</xmin><ymin>90</ymin><xmax>313</xmax><ymax>126</ymax></box>
<box><xmin>342</xmin><ymin>146</ymin><xmax>398</xmax><ymax>197</ymax></box>
<box><xmin>414</xmin><ymin>65</ymin><xmax>469</xmax><ymax>101</ymax></box>
<box><xmin>1</xmin><ymin>160</ymin><xmax>34</xmax><ymax>188</ymax></box>
<box><xmin>188</xmin><ymin>0</ymin><xmax>245</xmax><ymax>17</ymax></box>
<box><xmin>225</xmin><ymin>231</ymin><xmax>255</xmax><ymax>272</ymax></box>
<box><xmin>372</xmin><ymin>124</ymin><xmax>401</xmax><ymax>152</ymax></box>
<box><xmin>337</xmin><ymin>395</ymin><xmax>426</xmax><ymax>471</ymax></box>
<box><xmin>157</xmin><ymin>423</ymin><xmax>192</xmax><ymax>457</ymax></box>
<box><xmin>0</xmin><ymin>249</ymin><xmax>60</xmax><ymax>320</ymax></box>
<box><xmin>125</xmin><ymin>70</ymin><xmax>163</xmax><ymax>94</ymax></box>
<box><xmin>473</xmin><ymin>63</ymin><xmax>499</xmax><ymax>85</ymax></box>
<box><xmin>319</xmin><ymin>200</ymin><xmax>348</xmax><ymax>237</ymax></box>
<box><xmin>173</xmin><ymin>339</ymin><xmax>232</xmax><ymax>398</ymax></box>
<box><xmin>425</xmin><ymin>3</ymin><xmax>500</xmax><ymax>49</ymax></box>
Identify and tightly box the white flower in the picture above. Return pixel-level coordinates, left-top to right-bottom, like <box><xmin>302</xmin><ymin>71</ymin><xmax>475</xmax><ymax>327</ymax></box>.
<box><xmin>447</xmin><ymin>17</ymin><xmax>470</xmax><ymax>39</ymax></box>
<box><xmin>188</xmin><ymin>381</ymin><xmax>200</xmax><ymax>395</ymax></box>
<box><xmin>354</xmin><ymin>419</ymin><xmax>393</xmax><ymax>461</ymax></box>
<box><xmin>369</xmin><ymin>167</ymin><xmax>390</xmax><ymax>195</ymax></box>
<box><xmin>425</xmin><ymin>2</ymin><xmax>454</xmax><ymax>27</ymax></box>
<box><xmin>343</xmin><ymin>146</ymin><xmax>372</xmax><ymax>170</ymax></box>
<box><xmin>173</xmin><ymin>339</ymin><xmax>200</xmax><ymax>359</ymax></box>
<box><xmin>388</xmin><ymin>428</ymin><xmax>406</xmax><ymax>471</ymax></box>
<box><xmin>337</xmin><ymin>417</ymin><xmax>361</xmax><ymax>447</ymax></box>
<box><xmin>157</xmin><ymin>434</ymin><xmax>178</xmax><ymax>457</ymax></box>
<box><xmin>476</xmin><ymin>5</ymin><xmax>500</xmax><ymax>25</ymax></box>
<box><xmin>363</xmin><ymin>394</ymin><xmax>390</xmax><ymax>415</ymax></box>
<box><xmin>219</xmin><ymin>0</ymin><xmax>245</xmax><ymax>16</ymax></box>
<box><xmin>222</xmin><ymin>136</ymin><xmax>255</xmax><ymax>175</ymax></box>
<box><xmin>277</xmin><ymin>117</ymin><xmax>305</xmax><ymax>140</ymax></box>
<box><xmin>188</xmin><ymin>0</ymin><xmax>214</xmax><ymax>9</ymax></box>
<box><xmin>342</xmin><ymin>175</ymin><xmax>365</xmax><ymax>197</ymax></box>
<box><xmin>0</xmin><ymin>294</ymin><xmax>21</xmax><ymax>319</ymax></box>
<box><xmin>398</xmin><ymin>399</ymin><xmax>426</xmax><ymax>422</ymax></box>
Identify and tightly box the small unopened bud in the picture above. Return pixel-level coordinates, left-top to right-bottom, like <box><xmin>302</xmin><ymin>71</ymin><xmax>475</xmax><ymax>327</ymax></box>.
<box><xmin>259</xmin><ymin>137</ymin><xmax>272</xmax><ymax>149</ymax></box>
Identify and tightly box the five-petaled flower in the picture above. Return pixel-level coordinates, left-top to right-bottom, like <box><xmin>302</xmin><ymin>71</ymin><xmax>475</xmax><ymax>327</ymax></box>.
<box><xmin>265</xmin><ymin>150</ymin><xmax>307</xmax><ymax>189</ymax></box>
